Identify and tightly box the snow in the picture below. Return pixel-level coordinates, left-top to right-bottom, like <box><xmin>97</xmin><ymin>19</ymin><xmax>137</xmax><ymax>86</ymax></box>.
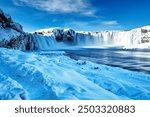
<box><xmin>10</xmin><ymin>22</ymin><xmax>23</xmax><ymax>33</ymax></box>
<box><xmin>0</xmin><ymin>8</ymin><xmax>23</xmax><ymax>33</ymax></box>
<box><xmin>0</xmin><ymin>48</ymin><xmax>150</xmax><ymax>100</ymax></box>
<box><xmin>34</xmin><ymin>27</ymin><xmax>75</xmax><ymax>36</ymax></box>
<box><xmin>33</xmin><ymin>27</ymin><xmax>64</xmax><ymax>36</ymax></box>
<box><xmin>0</xmin><ymin>28</ymin><xmax>20</xmax><ymax>41</ymax></box>
<box><xmin>0</xmin><ymin>9</ymin><xmax>23</xmax><ymax>47</ymax></box>
<box><xmin>0</xmin><ymin>73</ymin><xmax>27</xmax><ymax>100</ymax></box>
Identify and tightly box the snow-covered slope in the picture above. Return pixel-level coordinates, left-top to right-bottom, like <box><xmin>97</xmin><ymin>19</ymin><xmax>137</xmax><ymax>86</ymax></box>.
<box><xmin>0</xmin><ymin>9</ymin><xmax>25</xmax><ymax>49</ymax></box>
<box><xmin>0</xmin><ymin>48</ymin><xmax>150</xmax><ymax>100</ymax></box>
<box><xmin>0</xmin><ymin>73</ymin><xmax>27</xmax><ymax>100</ymax></box>
<box><xmin>0</xmin><ymin>9</ymin><xmax>23</xmax><ymax>33</ymax></box>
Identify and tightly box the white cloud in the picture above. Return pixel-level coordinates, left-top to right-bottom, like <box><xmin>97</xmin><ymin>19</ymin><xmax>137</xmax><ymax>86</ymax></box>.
<box><xmin>12</xmin><ymin>0</ymin><xmax>95</xmax><ymax>16</ymax></box>
<box><xmin>102</xmin><ymin>20</ymin><xmax>118</xmax><ymax>26</ymax></box>
<box><xmin>101</xmin><ymin>20</ymin><xmax>123</xmax><ymax>30</ymax></box>
<box><xmin>62</xmin><ymin>19</ymin><xmax>123</xmax><ymax>32</ymax></box>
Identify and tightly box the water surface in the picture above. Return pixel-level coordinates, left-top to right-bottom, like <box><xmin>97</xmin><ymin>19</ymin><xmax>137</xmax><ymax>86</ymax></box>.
<box><xmin>64</xmin><ymin>47</ymin><xmax>150</xmax><ymax>74</ymax></box>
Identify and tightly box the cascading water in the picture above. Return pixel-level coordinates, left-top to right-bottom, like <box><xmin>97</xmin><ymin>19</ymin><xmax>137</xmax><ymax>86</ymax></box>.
<box><xmin>27</xmin><ymin>26</ymin><xmax>150</xmax><ymax>50</ymax></box>
<box><xmin>30</xmin><ymin>34</ymin><xmax>57</xmax><ymax>50</ymax></box>
<box><xmin>74</xmin><ymin>28</ymin><xmax>143</xmax><ymax>47</ymax></box>
<box><xmin>19</xmin><ymin>34</ymin><xmax>59</xmax><ymax>51</ymax></box>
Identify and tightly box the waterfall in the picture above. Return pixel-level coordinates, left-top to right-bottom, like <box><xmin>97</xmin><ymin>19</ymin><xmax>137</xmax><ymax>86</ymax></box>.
<box><xmin>23</xmin><ymin>26</ymin><xmax>149</xmax><ymax>50</ymax></box>
<box><xmin>20</xmin><ymin>34</ymin><xmax>58</xmax><ymax>51</ymax></box>
<box><xmin>31</xmin><ymin>34</ymin><xmax>57</xmax><ymax>50</ymax></box>
<box><xmin>74</xmin><ymin>28</ymin><xmax>142</xmax><ymax>47</ymax></box>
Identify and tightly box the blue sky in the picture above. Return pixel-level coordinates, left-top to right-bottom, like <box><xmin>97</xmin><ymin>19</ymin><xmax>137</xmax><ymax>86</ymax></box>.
<box><xmin>0</xmin><ymin>0</ymin><xmax>150</xmax><ymax>32</ymax></box>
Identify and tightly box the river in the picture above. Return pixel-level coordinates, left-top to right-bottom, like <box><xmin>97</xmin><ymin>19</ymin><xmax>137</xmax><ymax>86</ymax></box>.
<box><xmin>64</xmin><ymin>47</ymin><xmax>150</xmax><ymax>74</ymax></box>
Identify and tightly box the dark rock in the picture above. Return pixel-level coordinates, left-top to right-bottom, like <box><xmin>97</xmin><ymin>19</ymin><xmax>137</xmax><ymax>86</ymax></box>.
<box><xmin>77</xmin><ymin>61</ymin><xmax>86</xmax><ymax>65</ymax></box>
<box><xmin>0</xmin><ymin>8</ymin><xmax>23</xmax><ymax>33</ymax></box>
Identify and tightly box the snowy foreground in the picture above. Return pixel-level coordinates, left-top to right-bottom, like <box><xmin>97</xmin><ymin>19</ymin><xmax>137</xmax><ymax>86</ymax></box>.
<box><xmin>0</xmin><ymin>48</ymin><xmax>150</xmax><ymax>100</ymax></box>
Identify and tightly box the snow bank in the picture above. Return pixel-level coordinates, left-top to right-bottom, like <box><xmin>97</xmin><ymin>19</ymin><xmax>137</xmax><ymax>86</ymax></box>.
<box><xmin>0</xmin><ymin>48</ymin><xmax>150</xmax><ymax>100</ymax></box>
<box><xmin>0</xmin><ymin>73</ymin><xmax>27</xmax><ymax>100</ymax></box>
<box><xmin>0</xmin><ymin>28</ymin><xmax>20</xmax><ymax>41</ymax></box>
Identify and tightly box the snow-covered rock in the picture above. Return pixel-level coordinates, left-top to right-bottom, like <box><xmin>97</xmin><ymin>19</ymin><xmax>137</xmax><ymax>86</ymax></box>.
<box><xmin>34</xmin><ymin>28</ymin><xmax>76</xmax><ymax>42</ymax></box>
<box><xmin>0</xmin><ymin>9</ymin><xmax>23</xmax><ymax>33</ymax></box>
<box><xmin>0</xmin><ymin>9</ymin><xmax>25</xmax><ymax>49</ymax></box>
